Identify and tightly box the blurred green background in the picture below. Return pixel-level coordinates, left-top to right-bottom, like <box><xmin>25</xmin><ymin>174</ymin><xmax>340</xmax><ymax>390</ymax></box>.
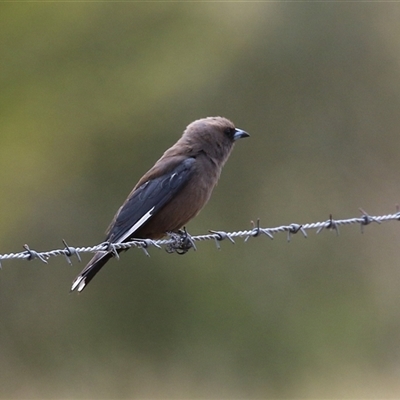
<box><xmin>2</xmin><ymin>3</ymin><xmax>400</xmax><ymax>398</ymax></box>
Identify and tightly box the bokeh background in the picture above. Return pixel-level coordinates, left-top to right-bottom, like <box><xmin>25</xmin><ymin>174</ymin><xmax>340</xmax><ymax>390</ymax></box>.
<box><xmin>2</xmin><ymin>3</ymin><xmax>400</xmax><ymax>398</ymax></box>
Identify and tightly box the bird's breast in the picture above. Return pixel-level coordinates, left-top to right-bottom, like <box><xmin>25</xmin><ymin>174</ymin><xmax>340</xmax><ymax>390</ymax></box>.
<box><xmin>136</xmin><ymin>157</ymin><xmax>221</xmax><ymax>238</ymax></box>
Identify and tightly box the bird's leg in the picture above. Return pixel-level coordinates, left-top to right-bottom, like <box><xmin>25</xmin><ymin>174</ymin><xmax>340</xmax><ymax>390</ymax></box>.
<box><xmin>166</xmin><ymin>227</ymin><xmax>197</xmax><ymax>255</ymax></box>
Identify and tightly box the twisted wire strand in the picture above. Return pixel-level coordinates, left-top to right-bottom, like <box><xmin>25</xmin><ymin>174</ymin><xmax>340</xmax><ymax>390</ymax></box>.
<box><xmin>0</xmin><ymin>208</ymin><xmax>399</xmax><ymax>266</ymax></box>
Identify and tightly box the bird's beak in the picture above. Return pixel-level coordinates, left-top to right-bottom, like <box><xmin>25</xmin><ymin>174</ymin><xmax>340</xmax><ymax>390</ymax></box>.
<box><xmin>233</xmin><ymin>128</ymin><xmax>250</xmax><ymax>141</ymax></box>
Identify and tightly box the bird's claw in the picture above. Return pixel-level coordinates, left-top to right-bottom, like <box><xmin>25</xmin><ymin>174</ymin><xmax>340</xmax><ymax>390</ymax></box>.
<box><xmin>166</xmin><ymin>227</ymin><xmax>197</xmax><ymax>255</ymax></box>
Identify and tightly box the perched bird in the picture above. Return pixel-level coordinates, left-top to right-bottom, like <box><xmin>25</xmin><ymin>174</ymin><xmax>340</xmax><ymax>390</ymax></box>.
<box><xmin>71</xmin><ymin>117</ymin><xmax>249</xmax><ymax>292</ymax></box>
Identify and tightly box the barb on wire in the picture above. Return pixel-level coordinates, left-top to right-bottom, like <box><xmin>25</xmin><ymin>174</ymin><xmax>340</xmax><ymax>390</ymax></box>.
<box><xmin>209</xmin><ymin>230</ymin><xmax>235</xmax><ymax>250</ymax></box>
<box><xmin>287</xmin><ymin>224</ymin><xmax>307</xmax><ymax>242</ymax></box>
<box><xmin>62</xmin><ymin>239</ymin><xmax>81</xmax><ymax>265</ymax></box>
<box><xmin>0</xmin><ymin>207</ymin><xmax>399</xmax><ymax>266</ymax></box>
<box><xmin>316</xmin><ymin>214</ymin><xmax>340</xmax><ymax>236</ymax></box>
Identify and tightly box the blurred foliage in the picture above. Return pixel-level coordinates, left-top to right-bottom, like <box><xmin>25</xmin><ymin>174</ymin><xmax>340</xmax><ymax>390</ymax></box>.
<box><xmin>2</xmin><ymin>3</ymin><xmax>400</xmax><ymax>398</ymax></box>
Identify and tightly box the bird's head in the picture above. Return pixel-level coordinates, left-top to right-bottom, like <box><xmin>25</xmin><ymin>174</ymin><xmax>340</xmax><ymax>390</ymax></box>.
<box><xmin>182</xmin><ymin>116</ymin><xmax>249</xmax><ymax>164</ymax></box>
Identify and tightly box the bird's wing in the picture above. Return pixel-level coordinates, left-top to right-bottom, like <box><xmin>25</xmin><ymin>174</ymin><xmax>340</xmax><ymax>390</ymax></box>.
<box><xmin>106</xmin><ymin>157</ymin><xmax>195</xmax><ymax>243</ymax></box>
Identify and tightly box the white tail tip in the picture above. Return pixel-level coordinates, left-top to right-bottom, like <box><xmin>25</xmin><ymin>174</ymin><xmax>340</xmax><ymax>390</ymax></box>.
<box><xmin>71</xmin><ymin>276</ymin><xmax>86</xmax><ymax>292</ymax></box>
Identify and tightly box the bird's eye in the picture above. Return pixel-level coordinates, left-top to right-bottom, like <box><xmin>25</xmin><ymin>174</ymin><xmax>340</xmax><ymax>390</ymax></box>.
<box><xmin>224</xmin><ymin>127</ymin><xmax>236</xmax><ymax>138</ymax></box>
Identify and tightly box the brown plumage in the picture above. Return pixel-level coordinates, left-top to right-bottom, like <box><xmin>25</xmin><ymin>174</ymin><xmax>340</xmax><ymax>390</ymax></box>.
<box><xmin>71</xmin><ymin>117</ymin><xmax>249</xmax><ymax>292</ymax></box>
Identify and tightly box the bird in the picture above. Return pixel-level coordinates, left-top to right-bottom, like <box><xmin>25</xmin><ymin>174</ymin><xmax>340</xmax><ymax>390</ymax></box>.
<box><xmin>71</xmin><ymin>116</ymin><xmax>249</xmax><ymax>292</ymax></box>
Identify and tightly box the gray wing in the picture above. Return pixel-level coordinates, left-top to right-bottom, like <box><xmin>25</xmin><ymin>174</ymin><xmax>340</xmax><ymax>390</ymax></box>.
<box><xmin>107</xmin><ymin>157</ymin><xmax>195</xmax><ymax>243</ymax></box>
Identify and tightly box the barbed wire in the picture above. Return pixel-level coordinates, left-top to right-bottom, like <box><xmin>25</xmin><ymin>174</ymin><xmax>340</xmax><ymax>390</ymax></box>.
<box><xmin>0</xmin><ymin>207</ymin><xmax>399</xmax><ymax>267</ymax></box>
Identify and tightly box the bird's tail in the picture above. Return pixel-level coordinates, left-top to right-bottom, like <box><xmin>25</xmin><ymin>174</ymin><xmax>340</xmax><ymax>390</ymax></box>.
<box><xmin>71</xmin><ymin>251</ymin><xmax>113</xmax><ymax>292</ymax></box>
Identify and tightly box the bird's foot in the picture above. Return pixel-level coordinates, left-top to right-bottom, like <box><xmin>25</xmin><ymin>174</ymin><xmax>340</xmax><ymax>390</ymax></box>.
<box><xmin>166</xmin><ymin>227</ymin><xmax>197</xmax><ymax>255</ymax></box>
